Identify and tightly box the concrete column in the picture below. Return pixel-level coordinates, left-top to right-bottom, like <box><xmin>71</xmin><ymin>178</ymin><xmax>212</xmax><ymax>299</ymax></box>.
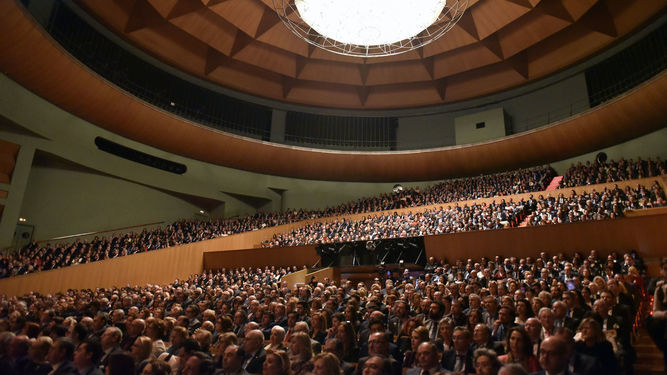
<box><xmin>0</xmin><ymin>145</ymin><xmax>34</xmax><ymax>248</ymax></box>
<box><xmin>270</xmin><ymin>109</ymin><xmax>286</xmax><ymax>143</ymax></box>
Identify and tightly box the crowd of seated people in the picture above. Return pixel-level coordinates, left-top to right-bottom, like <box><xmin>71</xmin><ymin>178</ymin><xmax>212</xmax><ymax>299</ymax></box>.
<box><xmin>0</xmin><ymin>249</ymin><xmax>650</xmax><ymax>375</ymax></box>
<box><xmin>0</xmin><ymin>166</ymin><xmax>554</xmax><ymax>279</ymax></box>
<box><xmin>263</xmin><ymin>181</ymin><xmax>665</xmax><ymax>247</ymax></box>
<box><xmin>559</xmin><ymin>157</ymin><xmax>666</xmax><ymax>188</ymax></box>
<box><xmin>525</xmin><ymin>182</ymin><xmax>666</xmax><ymax>226</ymax></box>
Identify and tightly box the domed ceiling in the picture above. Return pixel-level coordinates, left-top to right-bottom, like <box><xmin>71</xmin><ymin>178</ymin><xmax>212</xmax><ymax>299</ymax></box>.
<box><xmin>76</xmin><ymin>0</ymin><xmax>665</xmax><ymax>109</ymax></box>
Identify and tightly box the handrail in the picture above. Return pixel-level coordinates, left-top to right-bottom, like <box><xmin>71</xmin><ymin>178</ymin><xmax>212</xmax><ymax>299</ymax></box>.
<box><xmin>37</xmin><ymin>221</ymin><xmax>165</xmax><ymax>244</ymax></box>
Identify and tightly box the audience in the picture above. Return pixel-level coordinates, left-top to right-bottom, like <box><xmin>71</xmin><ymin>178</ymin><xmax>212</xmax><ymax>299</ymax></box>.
<box><xmin>560</xmin><ymin>157</ymin><xmax>666</xmax><ymax>188</ymax></box>
<box><xmin>0</xmin><ymin>157</ymin><xmax>663</xmax><ymax>375</ymax></box>
<box><xmin>0</xmin><ymin>247</ymin><xmax>654</xmax><ymax>375</ymax></box>
<box><xmin>0</xmin><ymin>166</ymin><xmax>555</xmax><ymax>279</ymax></box>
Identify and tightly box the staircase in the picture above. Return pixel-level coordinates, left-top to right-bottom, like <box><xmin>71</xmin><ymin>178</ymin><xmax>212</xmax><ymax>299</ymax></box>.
<box><xmin>545</xmin><ymin>175</ymin><xmax>563</xmax><ymax>190</ymax></box>
<box><xmin>633</xmin><ymin>328</ymin><xmax>665</xmax><ymax>375</ymax></box>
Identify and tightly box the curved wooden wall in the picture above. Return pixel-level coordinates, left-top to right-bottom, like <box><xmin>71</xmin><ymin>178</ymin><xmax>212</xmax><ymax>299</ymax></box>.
<box><xmin>0</xmin><ymin>0</ymin><xmax>666</xmax><ymax>182</ymax></box>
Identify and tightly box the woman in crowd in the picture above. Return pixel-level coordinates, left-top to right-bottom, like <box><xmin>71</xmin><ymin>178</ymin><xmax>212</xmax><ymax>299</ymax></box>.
<box><xmin>288</xmin><ymin>332</ymin><xmax>314</xmax><ymax>375</ymax></box>
<box><xmin>312</xmin><ymin>352</ymin><xmax>342</xmax><ymax>375</ymax></box>
<box><xmin>403</xmin><ymin>325</ymin><xmax>429</xmax><ymax>370</ymax></box>
<box><xmin>145</xmin><ymin>318</ymin><xmax>166</xmax><ymax>358</ymax></box>
<box><xmin>474</xmin><ymin>348</ymin><xmax>503</xmax><ymax>375</ymax></box>
<box><xmin>436</xmin><ymin>318</ymin><xmax>455</xmax><ymax>353</ymax></box>
<box><xmin>139</xmin><ymin>359</ymin><xmax>172</xmax><ymax>375</ymax></box>
<box><xmin>310</xmin><ymin>312</ymin><xmax>328</xmax><ymax>345</ymax></box>
<box><xmin>131</xmin><ymin>336</ymin><xmax>154</xmax><ymax>374</ymax></box>
<box><xmin>514</xmin><ymin>299</ymin><xmax>534</xmax><ymax>326</ymax></box>
<box><xmin>336</xmin><ymin>321</ymin><xmax>359</xmax><ymax>363</ymax></box>
<box><xmin>575</xmin><ymin>318</ymin><xmax>618</xmax><ymax>374</ymax></box>
<box><xmin>467</xmin><ymin>309</ymin><xmax>482</xmax><ymax>332</ymax></box>
<box><xmin>263</xmin><ymin>349</ymin><xmax>292</xmax><ymax>375</ymax></box>
<box><xmin>498</xmin><ymin>327</ymin><xmax>539</xmax><ymax>373</ymax></box>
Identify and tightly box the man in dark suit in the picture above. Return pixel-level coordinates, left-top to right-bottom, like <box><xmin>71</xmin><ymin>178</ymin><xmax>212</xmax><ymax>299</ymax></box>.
<box><xmin>471</xmin><ymin>324</ymin><xmax>504</xmax><ymax>355</ymax></box>
<box><xmin>47</xmin><ymin>338</ymin><xmax>79</xmax><ymax>375</ymax></box>
<box><xmin>73</xmin><ymin>339</ymin><xmax>104</xmax><ymax>375</ymax></box>
<box><xmin>355</xmin><ymin>332</ymin><xmax>401</xmax><ymax>375</ymax></box>
<box><xmin>442</xmin><ymin>327</ymin><xmax>475</xmax><ymax>374</ymax></box>
<box><xmin>405</xmin><ymin>342</ymin><xmax>451</xmax><ymax>375</ymax></box>
<box><xmin>99</xmin><ymin>327</ymin><xmax>122</xmax><ymax>370</ymax></box>
<box><xmin>492</xmin><ymin>305</ymin><xmax>517</xmax><ymax>342</ymax></box>
<box><xmin>241</xmin><ymin>330</ymin><xmax>266</xmax><ymax>375</ymax></box>
<box><xmin>530</xmin><ymin>336</ymin><xmax>581</xmax><ymax>375</ymax></box>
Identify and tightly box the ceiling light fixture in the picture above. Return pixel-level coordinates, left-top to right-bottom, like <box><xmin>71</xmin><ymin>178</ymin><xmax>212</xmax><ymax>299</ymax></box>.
<box><xmin>273</xmin><ymin>0</ymin><xmax>468</xmax><ymax>57</ymax></box>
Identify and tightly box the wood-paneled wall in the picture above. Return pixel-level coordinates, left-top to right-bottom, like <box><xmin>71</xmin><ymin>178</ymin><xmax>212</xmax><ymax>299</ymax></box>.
<box><xmin>424</xmin><ymin>213</ymin><xmax>667</xmax><ymax>263</ymax></box>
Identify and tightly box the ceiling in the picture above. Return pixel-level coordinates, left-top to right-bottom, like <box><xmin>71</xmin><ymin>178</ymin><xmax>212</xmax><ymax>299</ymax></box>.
<box><xmin>75</xmin><ymin>0</ymin><xmax>666</xmax><ymax>109</ymax></box>
<box><xmin>1</xmin><ymin>0</ymin><xmax>666</xmax><ymax>182</ymax></box>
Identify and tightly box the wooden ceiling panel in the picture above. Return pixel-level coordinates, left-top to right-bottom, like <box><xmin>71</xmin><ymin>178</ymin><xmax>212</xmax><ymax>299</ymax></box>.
<box><xmin>605</xmin><ymin>0</ymin><xmax>667</xmax><ymax>36</ymax></box>
<box><xmin>168</xmin><ymin>9</ymin><xmax>238</xmax><ymax>56</ymax></box>
<box><xmin>255</xmin><ymin>22</ymin><xmax>311</xmax><ymax>57</ymax></box>
<box><xmin>364</xmin><ymin>61</ymin><xmax>433</xmax><ymax>86</ymax></box>
<box><xmin>421</xmin><ymin>25</ymin><xmax>480</xmax><ymax>57</ymax></box>
<box><xmin>497</xmin><ymin>11</ymin><xmax>571</xmax><ymax>59</ymax></box>
<box><xmin>559</xmin><ymin>0</ymin><xmax>598</xmax><ymax>21</ymax></box>
<box><xmin>207</xmin><ymin>59</ymin><xmax>284</xmax><ymax>98</ymax></box>
<box><xmin>297</xmin><ymin>61</ymin><xmax>363</xmax><ymax>86</ymax></box>
<box><xmin>432</xmin><ymin>44</ymin><xmax>503</xmax><ymax>79</ymax></box>
<box><xmin>471</xmin><ymin>0</ymin><xmax>532</xmax><ymax>40</ymax></box>
<box><xmin>126</xmin><ymin>24</ymin><xmax>209</xmax><ymax>75</ymax></box>
<box><xmin>446</xmin><ymin>66</ymin><xmax>528</xmax><ymax>102</ymax></box>
<box><xmin>308</xmin><ymin>49</ymin><xmax>365</xmax><ymax>64</ymax></box>
<box><xmin>364</xmin><ymin>50</ymin><xmax>423</xmax><ymax>65</ymax></box>
<box><xmin>208</xmin><ymin>0</ymin><xmax>266</xmax><ymax>37</ymax></box>
<box><xmin>77</xmin><ymin>0</ymin><xmax>134</xmax><ymax>31</ymax></box>
<box><xmin>527</xmin><ymin>24</ymin><xmax>615</xmax><ymax>79</ymax></box>
<box><xmin>233</xmin><ymin>43</ymin><xmax>298</xmax><ymax>78</ymax></box>
<box><xmin>145</xmin><ymin>0</ymin><xmax>181</xmax><ymax>19</ymax></box>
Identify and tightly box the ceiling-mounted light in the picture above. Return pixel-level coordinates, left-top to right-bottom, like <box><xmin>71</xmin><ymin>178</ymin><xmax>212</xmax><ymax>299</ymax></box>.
<box><xmin>273</xmin><ymin>0</ymin><xmax>468</xmax><ymax>57</ymax></box>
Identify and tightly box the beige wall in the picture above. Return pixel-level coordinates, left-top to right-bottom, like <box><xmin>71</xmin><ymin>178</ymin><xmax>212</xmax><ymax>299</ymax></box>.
<box><xmin>455</xmin><ymin>108</ymin><xmax>507</xmax><ymax>145</ymax></box>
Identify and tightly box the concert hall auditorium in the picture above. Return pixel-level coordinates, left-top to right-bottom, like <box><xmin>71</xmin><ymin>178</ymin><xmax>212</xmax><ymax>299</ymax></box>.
<box><xmin>0</xmin><ymin>1</ymin><xmax>665</xmax><ymax>374</ymax></box>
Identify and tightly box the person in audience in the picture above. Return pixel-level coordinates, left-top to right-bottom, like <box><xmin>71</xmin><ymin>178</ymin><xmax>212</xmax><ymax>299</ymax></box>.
<box><xmin>23</xmin><ymin>336</ymin><xmax>53</xmax><ymax>375</ymax></box>
<box><xmin>47</xmin><ymin>338</ymin><xmax>78</xmax><ymax>375</ymax></box>
<box><xmin>130</xmin><ymin>336</ymin><xmax>153</xmax><ymax>374</ymax></box>
<box><xmin>262</xmin><ymin>349</ymin><xmax>290</xmax><ymax>375</ymax></box>
<box><xmin>265</xmin><ymin>326</ymin><xmax>287</xmax><ymax>352</ymax></box>
<box><xmin>471</xmin><ymin>324</ymin><xmax>505</xmax><ymax>355</ymax></box>
<box><xmin>574</xmin><ymin>318</ymin><xmax>618</xmax><ymax>374</ymax></box>
<box><xmin>100</xmin><ymin>327</ymin><xmax>123</xmax><ymax>370</ymax></box>
<box><xmin>498</xmin><ymin>327</ymin><xmax>539</xmax><ymax>373</ymax></box>
<box><xmin>474</xmin><ymin>348</ymin><xmax>503</xmax><ymax>375</ymax></box>
<box><xmin>442</xmin><ymin>326</ymin><xmax>474</xmax><ymax>374</ymax></box>
<box><xmin>312</xmin><ymin>352</ymin><xmax>342</xmax><ymax>375</ymax></box>
<box><xmin>220</xmin><ymin>344</ymin><xmax>247</xmax><ymax>375</ymax></box>
<box><xmin>405</xmin><ymin>342</ymin><xmax>447</xmax><ymax>375</ymax></box>
<box><xmin>288</xmin><ymin>331</ymin><xmax>314</xmax><ymax>375</ymax></box>
<box><xmin>181</xmin><ymin>351</ymin><xmax>214</xmax><ymax>375</ymax></box>
<box><xmin>139</xmin><ymin>359</ymin><xmax>171</xmax><ymax>375</ymax></box>
<box><xmin>241</xmin><ymin>330</ymin><xmax>265</xmax><ymax>374</ymax></box>
<box><xmin>73</xmin><ymin>339</ymin><xmax>103</xmax><ymax>375</ymax></box>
